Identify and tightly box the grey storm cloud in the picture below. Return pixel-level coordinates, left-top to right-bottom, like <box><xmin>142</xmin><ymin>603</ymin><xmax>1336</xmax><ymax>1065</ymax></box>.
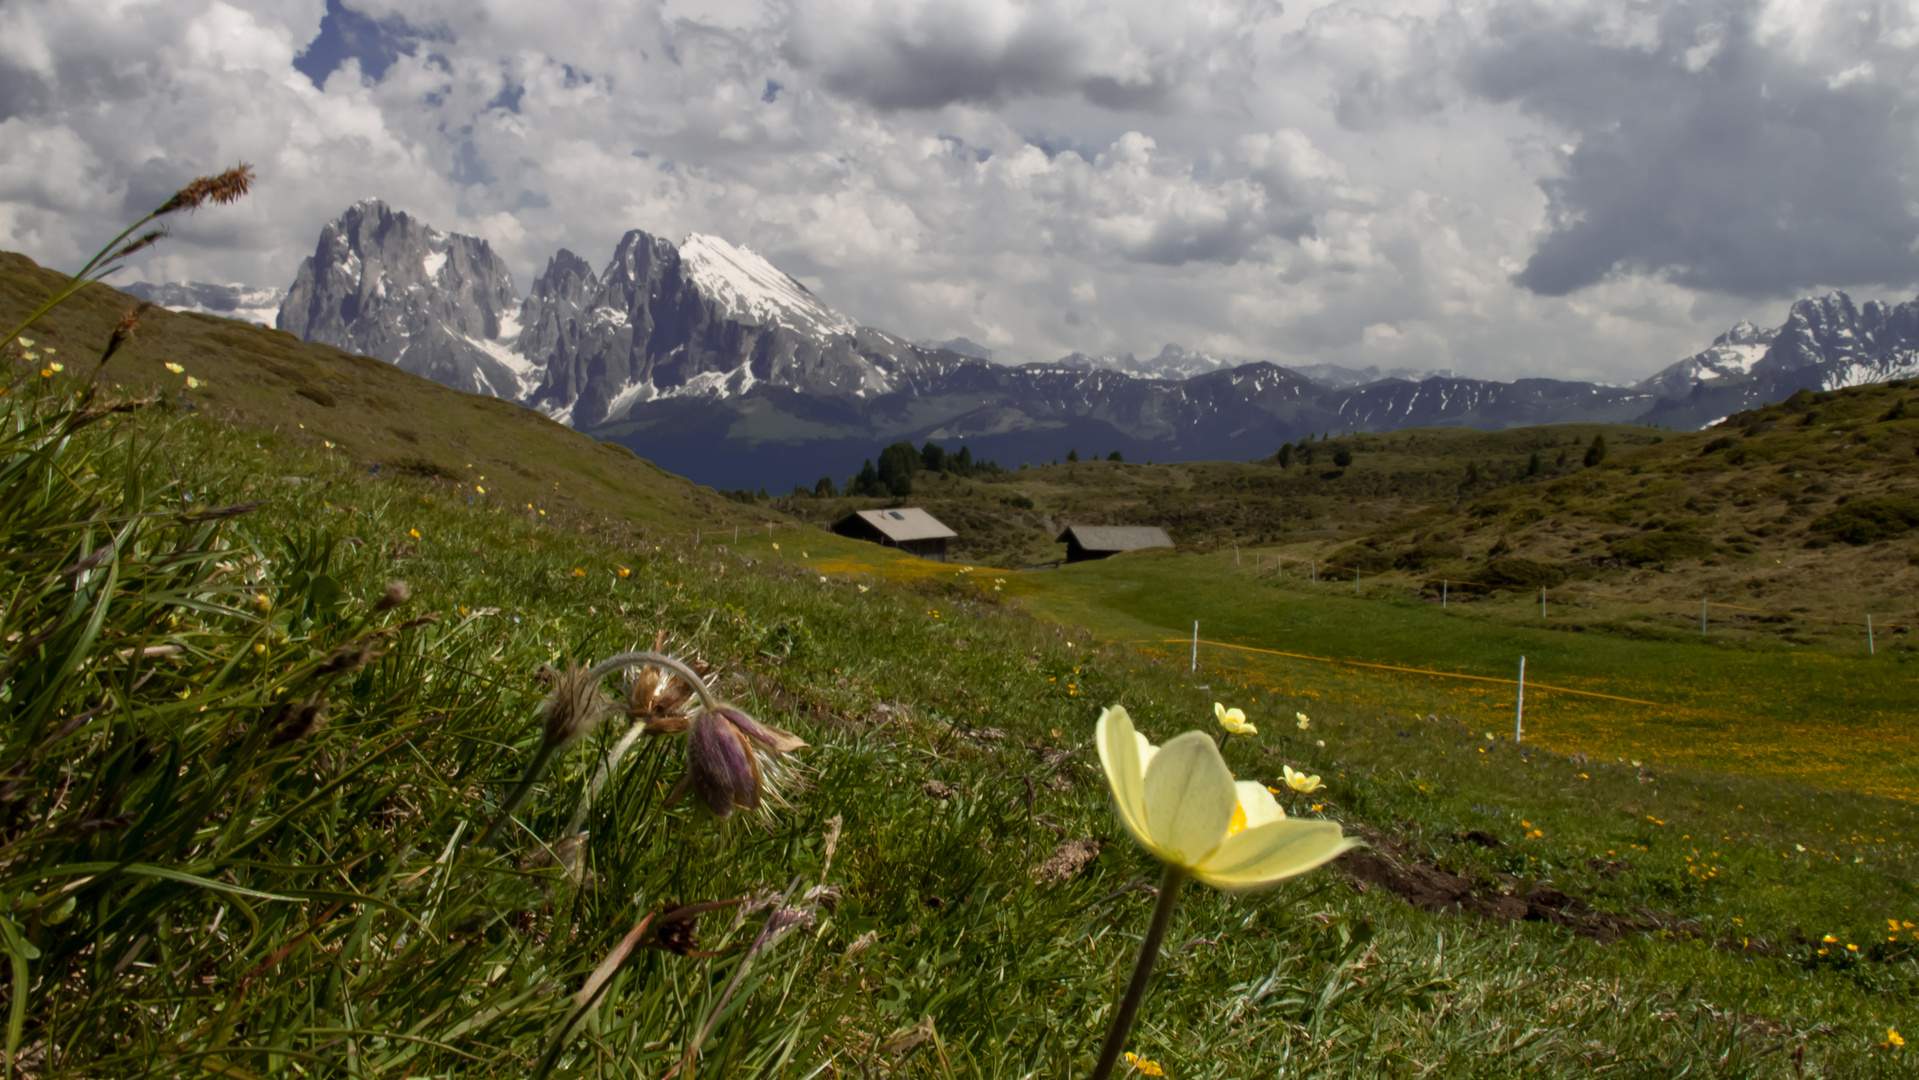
<box><xmin>1468</xmin><ymin>0</ymin><xmax>1919</xmax><ymax>298</ymax></box>
<box><xmin>783</xmin><ymin>0</ymin><xmax>1279</xmax><ymax>112</ymax></box>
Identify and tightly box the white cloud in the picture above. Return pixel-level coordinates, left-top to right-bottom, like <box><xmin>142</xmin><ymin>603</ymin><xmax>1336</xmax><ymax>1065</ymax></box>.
<box><xmin>0</xmin><ymin>0</ymin><xmax>1912</xmax><ymax>386</ymax></box>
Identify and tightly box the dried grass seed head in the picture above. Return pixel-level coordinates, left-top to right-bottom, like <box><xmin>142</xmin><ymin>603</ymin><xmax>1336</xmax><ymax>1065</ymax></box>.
<box><xmin>157</xmin><ymin>163</ymin><xmax>254</xmax><ymax>215</ymax></box>
<box><xmin>542</xmin><ymin>663</ymin><xmax>612</xmax><ymax>746</ymax></box>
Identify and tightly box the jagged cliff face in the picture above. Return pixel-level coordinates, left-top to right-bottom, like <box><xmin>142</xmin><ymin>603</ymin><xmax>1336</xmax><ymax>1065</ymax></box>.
<box><xmin>519</xmin><ymin>230</ymin><xmax>914</xmax><ymax>428</ymax></box>
<box><xmin>1634</xmin><ymin>291</ymin><xmax>1919</xmax><ymax>425</ymax></box>
<box><xmin>276</xmin><ymin>199</ymin><xmax>537</xmax><ymax>398</ymax></box>
<box><xmin>264</xmin><ymin>200</ymin><xmax>1919</xmax><ymax>489</ymax></box>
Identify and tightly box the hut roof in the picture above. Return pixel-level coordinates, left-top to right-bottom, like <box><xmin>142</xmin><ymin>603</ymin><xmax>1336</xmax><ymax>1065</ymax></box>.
<box><xmin>840</xmin><ymin>507</ymin><xmax>957</xmax><ymax>542</ymax></box>
<box><xmin>1056</xmin><ymin>525</ymin><xmax>1173</xmax><ymax>552</ymax></box>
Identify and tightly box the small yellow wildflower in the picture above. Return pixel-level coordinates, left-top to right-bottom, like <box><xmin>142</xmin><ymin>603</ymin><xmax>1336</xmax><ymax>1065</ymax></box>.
<box><xmin>409</xmin><ymin>528</ymin><xmax>421</xmax><ymax>539</ymax></box>
<box><xmin>1282</xmin><ymin>764</ymin><xmax>1323</xmax><ymax>793</ymax></box>
<box><xmin>572</xmin><ymin>568</ymin><xmax>586</xmax><ymax>577</ymax></box>
<box><xmin>617</xmin><ymin>567</ymin><xmax>631</xmax><ymax>578</ymax></box>
<box><xmin>16</xmin><ymin>338</ymin><xmax>32</xmax><ymax>347</ymax></box>
<box><xmin>1888</xmin><ymin>1028</ymin><xmax>1904</xmax><ymax>1048</ymax></box>
<box><xmin>164</xmin><ymin>362</ymin><xmax>185</xmax><ymax>374</ymax></box>
<box><xmin>49</xmin><ymin>361</ymin><xmax>63</xmax><ymax>372</ymax></box>
<box><xmin>1123</xmin><ymin>1052</ymin><xmax>1165</xmax><ymax>1076</ymax></box>
<box><xmin>475</xmin><ymin>485</ymin><xmax>485</xmax><ymax>494</ymax></box>
<box><xmin>184</xmin><ymin>375</ymin><xmax>199</xmax><ymax>388</ymax></box>
<box><xmin>1295</xmin><ymin>712</ymin><xmax>1310</xmax><ymax>730</ymax></box>
<box><xmin>1214</xmin><ymin>702</ymin><xmax>1257</xmax><ymax>736</ymax></box>
<box><xmin>1822</xmin><ymin>934</ymin><xmax>1838</xmax><ymax>943</ymax></box>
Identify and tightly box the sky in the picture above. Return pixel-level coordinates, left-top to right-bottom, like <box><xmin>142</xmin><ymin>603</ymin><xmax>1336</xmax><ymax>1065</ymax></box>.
<box><xmin>1</xmin><ymin>0</ymin><xmax>1916</xmax><ymax>383</ymax></box>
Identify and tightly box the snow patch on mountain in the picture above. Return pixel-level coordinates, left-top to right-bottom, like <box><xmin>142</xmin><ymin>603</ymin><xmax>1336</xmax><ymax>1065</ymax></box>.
<box><xmin>678</xmin><ymin>233</ymin><xmax>856</xmax><ymax>338</ymax></box>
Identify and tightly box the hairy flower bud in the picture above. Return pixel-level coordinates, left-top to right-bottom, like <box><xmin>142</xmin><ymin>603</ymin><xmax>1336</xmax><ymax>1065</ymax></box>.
<box><xmin>681</xmin><ymin>706</ymin><xmax>807</xmax><ymax>819</ymax></box>
<box><xmin>375</xmin><ymin>580</ymin><xmax>411</xmax><ymax>611</ymax></box>
<box><xmin>542</xmin><ymin>663</ymin><xmax>611</xmax><ymax>747</ymax></box>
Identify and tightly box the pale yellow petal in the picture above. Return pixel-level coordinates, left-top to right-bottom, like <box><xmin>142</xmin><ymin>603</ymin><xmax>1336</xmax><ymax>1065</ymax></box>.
<box><xmin>1097</xmin><ymin>706</ymin><xmax>1153</xmax><ymax>848</ymax></box>
<box><xmin>1234</xmin><ymin>780</ymin><xmax>1285</xmax><ymax>829</ymax></box>
<box><xmin>1140</xmin><ymin>732</ymin><xmax>1237</xmax><ymax>867</ymax></box>
<box><xmin>1193</xmin><ymin>821</ymin><xmax>1361</xmax><ymax>892</ymax></box>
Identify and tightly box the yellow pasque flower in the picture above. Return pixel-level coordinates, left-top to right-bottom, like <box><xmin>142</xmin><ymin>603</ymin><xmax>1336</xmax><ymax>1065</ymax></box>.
<box><xmin>1295</xmin><ymin>712</ymin><xmax>1310</xmax><ymax>730</ymax></box>
<box><xmin>1214</xmin><ymin>702</ymin><xmax>1257</xmax><ymax>736</ymax></box>
<box><xmin>1282</xmin><ymin>764</ymin><xmax>1323</xmax><ymax>793</ymax></box>
<box><xmin>1123</xmin><ymin>1052</ymin><xmax>1165</xmax><ymax>1076</ymax></box>
<box><xmin>1096</xmin><ymin>706</ymin><xmax>1357</xmax><ymax>891</ymax></box>
<box><xmin>164</xmin><ymin>362</ymin><xmax>185</xmax><ymax>374</ymax></box>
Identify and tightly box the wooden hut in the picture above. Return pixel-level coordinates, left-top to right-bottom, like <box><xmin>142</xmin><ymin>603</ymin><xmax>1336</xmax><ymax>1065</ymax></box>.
<box><xmin>1057</xmin><ymin>525</ymin><xmax>1173</xmax><ymax>563</ymax></box>
<box><xmin>832</xmin><ymin>508</ymin><xmax>958</xmax><ymax>561</ymax></box>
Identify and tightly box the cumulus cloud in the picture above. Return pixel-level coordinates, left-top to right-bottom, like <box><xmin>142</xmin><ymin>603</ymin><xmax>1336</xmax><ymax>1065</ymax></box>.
<box><xmin>1469</xmin><ymin>0</ymin><xmax>1919</xmax><ymax>297</ymax></box>
<box><xmin>0</xmin><ymin>0</ymin><xmax>1913</xmax><ymax>387</ymax></box>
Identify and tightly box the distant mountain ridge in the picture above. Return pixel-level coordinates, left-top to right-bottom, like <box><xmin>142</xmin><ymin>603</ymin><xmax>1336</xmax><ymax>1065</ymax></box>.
<box><xmin>124</xmin><ymin>281</ymin><xmax>285</xmax><ymax>326</ymax></box>
<box><xmin>139</xmin><ymin>198</ymin><xmax>1919</xmax><ymax>489</ymax></box>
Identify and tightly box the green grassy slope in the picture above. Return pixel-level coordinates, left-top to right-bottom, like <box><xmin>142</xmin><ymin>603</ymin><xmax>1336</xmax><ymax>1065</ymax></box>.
<box><xmin>0</xmin><ymin>251</ymin><xmax>770</xmax><ymax>534</ymax></box>
<box><xmin>6</xmin><ymin>249</ymin><xmax>1916</xmax><ymax>1075</ymax></box>
<box><xmin>5</xmin><ymin>378</ymin><xmax>1914</xmax><ymax>1077</ymax></box>
<box><xmin>1332</xmin><ymin>381</ymin><xmax>1919</xmax><ymax>622</ymax></box>
<box><xmin>784</xmin><ymin>423</ymin><xmax>1664</xmax><ymax>568</ymax></box>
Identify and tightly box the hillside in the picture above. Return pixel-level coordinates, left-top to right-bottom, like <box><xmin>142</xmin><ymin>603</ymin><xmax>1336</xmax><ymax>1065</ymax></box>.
<box><xmin>0</xmin><ymin>250</ymin><xmax>768</xmax><ymax>534</ymax></box>
<box><xmin>4</xmin><ymin>253</ymin><xmax>1913</xmax><ymax>1076</ymax></box>
<box><xmin>1323</xmin><ymin>380</ymin><xmax>1919</xmax><ymax>630</ymax></box>
<box><xmin>774</xmin><ymin>424</ymin><xmax>1668</xmax><ymax>568</ymax></box>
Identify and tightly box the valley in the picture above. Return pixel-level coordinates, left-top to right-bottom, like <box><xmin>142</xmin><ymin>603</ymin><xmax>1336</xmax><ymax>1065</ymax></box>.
<box><xmin>5</xmin><ymin>245</ymin><xmax>1916</xmax><ymax>1077</ymax></box>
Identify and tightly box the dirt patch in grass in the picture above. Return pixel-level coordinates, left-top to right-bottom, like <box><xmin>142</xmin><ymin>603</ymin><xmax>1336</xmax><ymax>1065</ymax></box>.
<box><xmin>1342</xmin><ymin>837</ymin><xmax>1689</xmax><ymax>944</ymax></box>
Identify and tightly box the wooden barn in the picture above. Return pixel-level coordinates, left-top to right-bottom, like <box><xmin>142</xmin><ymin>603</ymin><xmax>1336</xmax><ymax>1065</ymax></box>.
<box><xmin>1057</xmin><ymin>525</ymin><xmax>1174</xmax><ymax>563</ymax></box>
<box><xmin>832</xmin><ymin>508</ymin><xmax>958</xmax><ymax>561</ymax></box>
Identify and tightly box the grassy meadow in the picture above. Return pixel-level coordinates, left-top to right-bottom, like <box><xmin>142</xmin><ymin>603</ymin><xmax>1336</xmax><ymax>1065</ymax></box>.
<box><xmin>3</xmin><ymin>240</ymin><xmax>1915</xmax><ymax>1076</ymax></box>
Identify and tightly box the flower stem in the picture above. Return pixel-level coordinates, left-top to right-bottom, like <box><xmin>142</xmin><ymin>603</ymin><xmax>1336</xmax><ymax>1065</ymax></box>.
<box><xmin>1089</xmin><ymin>864</ymin><xmax>1187</xmax><ymax>1080</ymax></box>
<box><xmin>472</xmin><ymin>739</ymin><xmax>559</xmax><ymax>849</ymax></box>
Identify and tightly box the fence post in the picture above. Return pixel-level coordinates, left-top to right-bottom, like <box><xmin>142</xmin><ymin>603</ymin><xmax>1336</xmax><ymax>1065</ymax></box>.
<box><xmin>1868</xmin><ymin>614</ymin><xmax>1876</xmax><ymax>655</ymax></box>
<box><xmin>1191</xmin><ymin>621</ymin><xmax>1199</xmax><ymax>674</ymax></box>
<box><xmin>1234</xmin><ymin>542</ymin><xmax>1240</xmax><ymax>566</ymax></box>
<box><xmin>1700</xmin><ymin>598</ymin><xmax>1707</xmax><ymax>636</ymax></box>
<box><xmin>1514</xmin><ymin>656</ymin><xmax>1526</xmax><ymax>743</ymax></box>
<box><xmin>1442</xmin><ymin>579</ymin><xmax>1447</xmax><ymax>608</ymax></box>
<box><xmin>1540</xmin><ymin>586</ymin><xmax>1546</xmax><ymax>618</ymax></box>
<box><xmin>1354</xmin><ymin>568</ymin><xmax>1360</xmax><ymax>594</ymax></box>
<box><xmin>695</xmin><ymin>529</ymin><xmax>700</xmax><ymax>546</ymax></box>
<box><xmin>735</xmin><ymin>526</ymin><xmax>739</xmax><ymax>543</ymax></box>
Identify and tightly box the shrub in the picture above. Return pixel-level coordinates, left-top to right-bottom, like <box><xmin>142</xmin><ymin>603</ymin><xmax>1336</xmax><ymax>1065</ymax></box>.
<box><xmin>1394</xmin><ymin>540</ymin><xmax>1465</xmax><ymax>571</ymax></box>
<box><xmin>1610</xmin><ymin>531</ymin><xmax>1717</xmax><ymax>565</ymax></box>
<box><xmin>1583</xmin><ymin>433</ymin><xmax>1608</xmax><ymax>467</ymax></box>
<box><xmin>1810</xmin><ymin>496</ymin><xmax>1919</xmax><ymax>544</ymax></box>
<box><xmin>1327</xmin><ymin>544</ymin><xmax>1393</xmax><ymax>574</ymax></box>
<box><xmin>1481</xmin><ymin>557</ymin><xmax>1569</xmax><ymax>589</ymax></box>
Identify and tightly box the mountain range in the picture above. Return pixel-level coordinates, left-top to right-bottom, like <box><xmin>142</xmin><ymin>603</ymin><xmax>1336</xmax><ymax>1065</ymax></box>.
<box><xmin>133</xmin><ymin>198</ymin><xmax>1919</xmax><ymax>490</ymax></box>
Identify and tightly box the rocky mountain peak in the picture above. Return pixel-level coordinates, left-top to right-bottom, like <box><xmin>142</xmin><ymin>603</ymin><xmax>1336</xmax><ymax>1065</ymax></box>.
<box><xmin>677</xmin><ymin>232</ymin><xmax>856</xmax><ymax>338</ymax></box>
<box><xmin>276</xmin><ymin>200</ymin><xmax>535</xmax><ymax>398</ymax></box>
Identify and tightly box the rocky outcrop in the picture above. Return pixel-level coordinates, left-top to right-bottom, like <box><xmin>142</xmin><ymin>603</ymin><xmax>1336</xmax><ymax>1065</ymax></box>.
<box><xmin>276</xmin><ymin>199</ymin><xmax>536</xmax><ymax>398</ymax></box>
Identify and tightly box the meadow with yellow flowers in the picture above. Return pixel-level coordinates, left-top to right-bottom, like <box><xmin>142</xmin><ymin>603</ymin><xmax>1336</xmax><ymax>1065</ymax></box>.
<box><xmin>0</xmin><ymin>179</ymin><xmax>1913</xmax><ymax>1077</ymax></box>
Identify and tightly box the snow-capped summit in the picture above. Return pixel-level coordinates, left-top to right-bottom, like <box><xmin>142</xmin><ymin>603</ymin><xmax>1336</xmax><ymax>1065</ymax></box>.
<box><xmin>677</xmin><ymin>233</ymin><xmax>857</xmax><ymax>339</ymax></box>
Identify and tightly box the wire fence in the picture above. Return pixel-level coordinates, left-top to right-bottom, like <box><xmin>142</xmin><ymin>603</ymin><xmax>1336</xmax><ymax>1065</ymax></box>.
<box><xmin>1243</xmin><ymin>551</ymin><xmax>1912</xmax><ymax>642</ymax></box>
